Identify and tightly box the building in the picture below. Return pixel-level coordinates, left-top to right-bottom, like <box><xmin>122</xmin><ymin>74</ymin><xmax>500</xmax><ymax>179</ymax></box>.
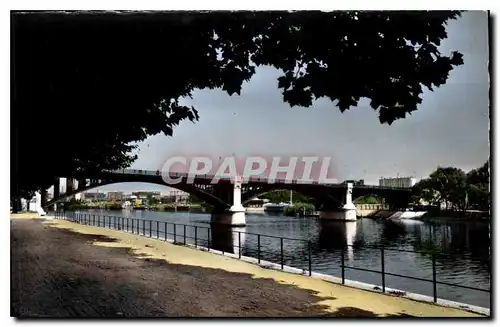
<box><xmin>161</xmin><ymin>190</ymin><xmax>190</xmax><ymax>204</ymax></box>
<box><xmin>132</xmin><ymin>191</ymin><xmax>161</xmax><ymax>199</ymax></box>
<box><xmin>83</xmin><ymin>192</ymin><xmax>107</xmax><ymax>202</ymax></box>
<box><xmin>379</xmin><ymin>177</ymin><xmax>416</xmax><ymax>188</ymax></box>
<box><xmin>343</xmin><ymin>180</ymin><xmax>365</xmax><ymax>186</ymax></box>
<box><xmin>107</xmin><ymin>191</ymin><xmax>123</xmax><ymax>201</ymax></box>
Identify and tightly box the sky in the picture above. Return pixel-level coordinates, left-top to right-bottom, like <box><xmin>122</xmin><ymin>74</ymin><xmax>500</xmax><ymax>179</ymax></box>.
<box><xmin>94</xmin><ymin>11</ymin><xmax>489</xmax><ymax>194</ymax></box>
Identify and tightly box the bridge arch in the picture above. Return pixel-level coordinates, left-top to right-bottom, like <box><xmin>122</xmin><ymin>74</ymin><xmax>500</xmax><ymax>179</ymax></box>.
<box><xmin>241</xmin><ymin>185</ymin><xmax>343</xmax><ymax>208</ymax></box>
<box><xmin>45</xmin><ymin>180</ymin><xmax>228</xmax><ymax>209</ymax></box>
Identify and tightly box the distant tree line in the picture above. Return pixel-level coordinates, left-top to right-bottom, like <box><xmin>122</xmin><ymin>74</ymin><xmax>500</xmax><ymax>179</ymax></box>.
<box><xmin>412</xmin><ymin>160</ymin><xmax>490</xmax><ymax>211</ymax></box>
<box><xmin>262</xmin><ymin>190</ymin><xmax>314</xmax><ymax>204</ymax></box>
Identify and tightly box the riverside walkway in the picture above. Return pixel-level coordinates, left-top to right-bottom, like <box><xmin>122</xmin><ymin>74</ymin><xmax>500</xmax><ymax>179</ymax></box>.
<box><xmin>11</xmin><ymin>213</ymin><xmax>486</xmax><ymax>318</ymax></box>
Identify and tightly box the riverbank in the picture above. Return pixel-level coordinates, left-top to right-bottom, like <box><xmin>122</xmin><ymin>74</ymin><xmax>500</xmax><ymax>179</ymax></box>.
<box><xmin>11</xmin><ymin>214</ymin><xmax>486</xmax><ymax>317</ymax></box>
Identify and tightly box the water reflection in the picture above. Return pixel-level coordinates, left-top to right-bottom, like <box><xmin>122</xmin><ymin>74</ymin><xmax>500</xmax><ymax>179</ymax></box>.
<box><xmin>83</xmin><ymin>209</ymin><xmax>490</xmax><ymax>308</ymax></box>
<box><xmin>317</xmin><ymin>221</ymin><xmax>357</xmax><ymax>250</ymax></box>
<box><xmin>210</xmin><ymin>225</ymin><xmax>246</xmax><ymax>254</ymax></box>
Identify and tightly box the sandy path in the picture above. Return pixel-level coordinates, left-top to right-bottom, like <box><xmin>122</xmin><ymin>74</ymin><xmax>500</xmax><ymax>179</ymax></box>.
<box><xmin>11</xmin><ymin>216</ymin><xmax>484</xmax><ymax>317</ymax></box>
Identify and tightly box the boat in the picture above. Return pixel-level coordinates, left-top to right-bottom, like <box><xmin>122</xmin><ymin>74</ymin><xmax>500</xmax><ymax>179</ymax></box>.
<box><xmin>263</xmin><ymin>191</ymin><xmax>294</xmax><ymax>212</ymax></box>
<box><xmin>263</xmin><ymin>202</ymin><xmax>290</xmax><ymax>212</ymax></box>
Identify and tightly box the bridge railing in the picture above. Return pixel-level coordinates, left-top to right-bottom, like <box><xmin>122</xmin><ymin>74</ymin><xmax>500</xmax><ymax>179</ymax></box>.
<box><xmin>49</xmin><ymin>211</ymin><xmax>490</xmax><ymax>309</ymax></box>
<box><xmin>102</xmin><ymin>169</ymin><xmax>412</xmax><ymax>189</ymax></box>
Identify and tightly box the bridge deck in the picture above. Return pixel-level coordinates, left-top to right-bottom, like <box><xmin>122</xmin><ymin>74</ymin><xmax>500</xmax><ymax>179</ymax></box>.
<box><xmin>98</xmin><ymin>169</ymin><xmax>411</xmax><ymax>191</ymax></box>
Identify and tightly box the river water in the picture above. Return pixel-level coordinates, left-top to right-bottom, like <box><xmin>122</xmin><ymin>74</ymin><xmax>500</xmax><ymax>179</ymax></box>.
<box><xmin>80</xmin><ymin>209</ymin><xmax>491</xmax><ymax>309</ymax></box>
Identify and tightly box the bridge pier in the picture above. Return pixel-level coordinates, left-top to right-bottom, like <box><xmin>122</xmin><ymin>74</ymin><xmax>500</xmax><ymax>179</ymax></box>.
<box><xmin>54</xmin><ymin>178</ymin><xmax>60</xmax><ymax>198</ymax></box>
<box><xmin>66</xmin><ymin>178</ymin><xmax>75</xmax><ymax>194</ymax></box>
<box><xmin>319</xmin><ymin>183</ymin><xmax>357</xmax><ymax>221</ymax></box>
<box><xmin>41</xmin><ymin>189</ymin><xmax>47</xmax><ymax>208</ymax></box>
<box><xmin>211</xmin><ymin>177</ymin><xmax>246</xmax><ymax>226</ymax></box>
<box><xmin>51</xmin><ymin>178</ymin><xmax>61</xmax><ymax>211</ymax></box>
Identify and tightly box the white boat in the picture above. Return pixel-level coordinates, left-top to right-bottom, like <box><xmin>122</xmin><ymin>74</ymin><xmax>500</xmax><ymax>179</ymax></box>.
<box><xmin>262</xmin><ymin>191</ymin><xmax>294</xmax><ymax>212</ymax></box>
<box><xmin>121</xmin><ymin>201</ymin><xmax>132</xmax><ymax>210</ymax></box>
<box><xmin>263</xmin><ymin>202</ymin><xmax>290</xmax><ymax>212</ymax></box>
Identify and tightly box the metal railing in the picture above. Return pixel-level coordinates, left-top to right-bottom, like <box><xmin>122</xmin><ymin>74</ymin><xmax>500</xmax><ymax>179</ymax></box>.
<box><xmin>50</xmin><ymin>211</ymin><xmax>490</xmax><ymax>306</ymax></box>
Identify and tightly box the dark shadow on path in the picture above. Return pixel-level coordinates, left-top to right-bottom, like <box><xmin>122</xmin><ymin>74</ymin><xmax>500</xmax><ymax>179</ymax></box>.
<box><xmin>10</xmin><ymin>219</ymin><xmax>464</xmax><ymax>318</ymax></box>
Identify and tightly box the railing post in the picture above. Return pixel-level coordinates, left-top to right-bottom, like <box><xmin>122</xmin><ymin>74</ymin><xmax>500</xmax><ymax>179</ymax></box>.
<box><xmin>142</xmin><ymin>219</ymin><xmax>145</xmax><ymax>236</ymax></box>
<box><xmin>156</xmin><ymin>221</ymin><xmax>159</xmax><ymax>239</ymax></box>
<box><xmin>308</xmin><ymin>240</ymin><xmax>312</xmax><ymax>276</ymax></box>
<box><xmin>131</xmin><ymin>218</ymin><xmax>134</xmax><ymax>233</ymax></box>
<box><xmin>207</xmin><ymin>228</ymin><xmax>211</xmax><ymax>251</ymax></box>
<box><xmin>165</xmin><ymin>222</ymin><xmax>167</xmax><ymax>241</ymax></box>
<box><xmin>127</xmin><ymin>218</ymin><xmax>129</xmax><ymax>232</ymax></box>
<box><xmin>432</xmin><ymin>254</ymin><xmax>437</xmax><ymax>303</ymax></box>
<box><xmin>149</xmin><ymin>221</ymin><xmax>152</xmax><ymax>237</ymax></box>
<box><xmin>381</xmin><ymin>248</ymin><xmax>386</xmax><ymax>293</ymax></box>
<box><xmin>184</xmin><ymin>225</ymin><xmax>186</xmax><ymax>245</ymax></box>
<box><xmin>280</xmin><ymin>237</ymin><xmax>284</xmax><ymax>270</ymax></box>
<box><xmin>258</xmin><ymin>234</ymin><xmax>261</xmax><ymax>264</ymax></box>
<box><xmin>238</xmin><ymin>231</ymin><xmax>241</xmax><ymax>259</ymax></box>
<box><xmin>174</xmin><ymin>223</ymin><xmax>176</xmax><ymax>243</ymax></box>
<box><xmin>341</xmin><ymin>249</ymin><xmax>345</xmax><ymax>285</ymax></box>
<box><xmin>195</xmin><ymin>226</ymin><xmax>198</xmax><ymax>248</ymax></box>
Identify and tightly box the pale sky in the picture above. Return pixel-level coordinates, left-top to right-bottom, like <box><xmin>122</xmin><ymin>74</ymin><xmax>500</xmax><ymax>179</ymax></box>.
<box><xmin>94</xmin><ymin>11</ymin><xmax>489</xmax><ymax>194</ymax></box>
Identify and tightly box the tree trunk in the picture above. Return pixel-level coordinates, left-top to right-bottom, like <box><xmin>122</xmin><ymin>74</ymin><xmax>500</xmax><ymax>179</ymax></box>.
<box><xmin>11</xmin><ymin>197</ymin><xmax>22</xmax><ymax>213</ymax></box>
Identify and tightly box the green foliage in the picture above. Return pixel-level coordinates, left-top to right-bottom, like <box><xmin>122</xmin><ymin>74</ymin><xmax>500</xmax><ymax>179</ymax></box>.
<box><xmin>412</xmin><ymin>161</ymin><xmax>490</xmax><ymax>211</ymax></box>
<box><xmin>105</xmin><ymin>202</ymin><xmax>123</xmax><ymax>210</ymax></box>
<box><xmin>188</xmin><ymin>194</ymin><xmax>204</xmax><ymax>204</ymax></box>
<box><xmin>466</xmin><ymin>160</ymin><xmax>490</xmax><ymax>210</ymax></box>
<box><xmin>412</xmin><ymin>178</ymin><xmax>440</xmax><ymax>205</ymax></box>
<box><xmin>354</xmin><ymin>195</ymin><xmax>383</xmax><ymax>204</ymax></box>
<box><xmin>263</xmin><ymin>190</ymin><xmax>314</xmax><ymax>204</ymax></box>
<box><xmin>200</xmin><ymin>202</ymin><xmax>214</xmax><ymax>212</ymax></box>
<box><xmin>12</xmin><ymin>11</ymin><xmax>464</xmax><ymax>201</ymax></box>
<box><xmin>283</xmin><ymin>202</ymin><xmax>316</xmax><ymax>217</ymax></box>
<box><xmin>61</xmin><ymin>198</ymin><xmax>88</xmax><ymax>211</ymax></box>
<box><xmin>146</xmin><ymin>195</ymin><xmax>160</xmax><ymax>206</ymax></box>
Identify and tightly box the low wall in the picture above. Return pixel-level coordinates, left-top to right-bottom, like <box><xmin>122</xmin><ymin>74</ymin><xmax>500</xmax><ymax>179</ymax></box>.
<box><xmin>245</xmin><ymin>207</ymin><xmax>265</xmax><ymax>213</ymax></box>
<box><xmin>356</xmin><ymin>204</ymin><xmax>389</xmax><ymax>218</ymax></box>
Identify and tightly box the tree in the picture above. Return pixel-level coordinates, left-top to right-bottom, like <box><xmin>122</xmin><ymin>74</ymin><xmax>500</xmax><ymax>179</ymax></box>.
<box><xmin>412</xmin><ymin>178</ymin><xmax>440</xmax><ymax>206</ymax></box>
<box><xmin>428</xmin><ymin>167</ymin><xmax>467</xmax><ymax>210</ymax></box>
<box><xmin>262</xmin><ymin>190</ymin><xmax>314</xmax><ymax>204</ymax></box>
<box><xmin>11</xmin><ymin>11</ymin><xmax>464</xmax><ymax>204</ymax></box>
<box><xmin>466</xmin><ymin>160</ymin><xmax>490</xmax><ymax>210</ymax></box>
<box><xmin>146</xmin><ymin>194</ymin><xmax>160</xmax><ymax>206</ymax></box>
<box><xmin>354</xmin><ymin>195</ymin><xmax>383</xmax><ymax>204</ymax></box>
<box><xmin>412</xmin><ymin>163</ymin><xmax>490</xmax><ymax>212</ymax></box>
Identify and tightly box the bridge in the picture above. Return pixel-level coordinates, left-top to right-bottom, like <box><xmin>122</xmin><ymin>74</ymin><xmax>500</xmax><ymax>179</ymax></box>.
<box><xmin>42</xmin><ymin>169</ymin><xmax>413</xmax><ymax>226</ymax></box>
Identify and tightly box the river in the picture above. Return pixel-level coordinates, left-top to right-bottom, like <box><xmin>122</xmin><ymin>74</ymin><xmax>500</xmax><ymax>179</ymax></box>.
<box><xmin>79</xmin><ymin>209</ymin><xmax>490</xmax><ymax>309</ymax></box>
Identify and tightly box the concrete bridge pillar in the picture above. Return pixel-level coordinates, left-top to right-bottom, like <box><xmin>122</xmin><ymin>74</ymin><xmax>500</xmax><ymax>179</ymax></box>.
<box><xmin>54</xmin><ymin>178</ymin><xmax>60</xmax><ymax>198</ymax></box>
<box><xmin>319</xmin><ymin>183</ymin><xmax>357</xmax><ymax>221</ymax></box>
<box><xmin>41</xmin><ymin>189</ymin><xmax>48</xmax><ymax>211</ymax></box>
<box><xmin>211</xmin><ymin>176</ymin><xmax>246</xmax><ymax>226</ymax></box>
<box><xmin>66</xmin><ymin>178</ymin><xmax>75</xmax><ymax>194</ymax></box>
<box><xmin>78</xmin><ymin>178</ymin><xmax>87</xmax><ymax>190</ymax></box>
